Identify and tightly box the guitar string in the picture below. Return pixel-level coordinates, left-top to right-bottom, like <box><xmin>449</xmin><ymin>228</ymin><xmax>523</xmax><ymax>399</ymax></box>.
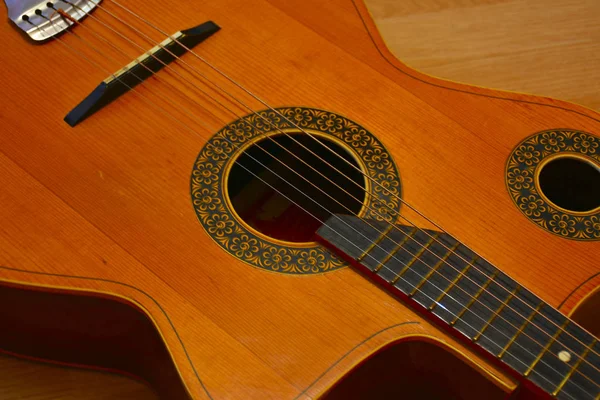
<box><xmin>75</xmin><ymin>0</ymin><xmax>600</xmax><ymax>371</ymax></box>
<box><xmin>30</xmin><ymin>16</ymin><xmax>596</xmax><ymax>397</ymax></box>
<box><xmin>29</xmin><ymin>22</ymin><xmax>589</xmax><ymax>400</ymax></box>
<box><xmin>98</xmin><ymin>0</ymin><xmax>600</xmax><ymax>364</ymax></box>
<box><xmin>51</xmin><ymin>1</ymin><xmax>600</xmax><ymax>386</ymax></box>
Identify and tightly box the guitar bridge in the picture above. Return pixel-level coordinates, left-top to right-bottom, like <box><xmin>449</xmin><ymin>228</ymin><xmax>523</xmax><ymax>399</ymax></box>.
<box><xmin>64</xmin><ymin>20</ymin><xmax>220</xmax><ymax>127</ymax></box>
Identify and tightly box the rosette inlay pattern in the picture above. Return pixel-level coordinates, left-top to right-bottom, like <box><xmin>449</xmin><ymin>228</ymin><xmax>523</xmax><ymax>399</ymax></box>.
<box><xmin>191</xmin><ymin>107</ymin><xmax>402</xmax><ymax>274</ymax></box>
<box><xmin>506</xmin><ymin>129</ymin><xmax>600</xmax><ymax>240</ymax></box>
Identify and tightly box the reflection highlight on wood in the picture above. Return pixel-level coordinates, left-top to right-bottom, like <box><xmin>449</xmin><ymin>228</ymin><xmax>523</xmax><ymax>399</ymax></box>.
<box><xmin>1</xmin><ymin>0</ymin><xmax>598</xmax><ymax>399</ymax></box>
<box><xmin>0</xmin><ymin>355</ymin><xmax>158</xmax><ymax>400</ymax></box>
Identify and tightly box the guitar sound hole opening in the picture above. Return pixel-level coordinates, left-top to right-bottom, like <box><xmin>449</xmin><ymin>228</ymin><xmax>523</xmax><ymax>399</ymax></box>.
<box><xmin>538</xmin><ymin>156</ymin><xmax>600</xmax><ymax>212</ymax></box>
<box><xmin>227</xmin><ymin>133</ymin><xmax>366</xmax><ymax>243</ymax></box>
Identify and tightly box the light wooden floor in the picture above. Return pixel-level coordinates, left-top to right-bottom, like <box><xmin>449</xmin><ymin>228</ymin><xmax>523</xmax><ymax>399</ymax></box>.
<box><xmin>369</xmin><ymin>0</ymin><xmax>600</xmax><ymax>111</ymax></box>
<box><xmin>2</xmin><ymin>0</ymin><xmax>599</xmax><ymax>399</ymax></box>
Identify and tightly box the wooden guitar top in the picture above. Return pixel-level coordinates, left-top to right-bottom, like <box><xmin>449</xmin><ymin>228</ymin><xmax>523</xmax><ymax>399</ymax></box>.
<box><xmin>0</xmin><ymin>0</ymin><xmax>598</xmax><ymax>398</ymax></box>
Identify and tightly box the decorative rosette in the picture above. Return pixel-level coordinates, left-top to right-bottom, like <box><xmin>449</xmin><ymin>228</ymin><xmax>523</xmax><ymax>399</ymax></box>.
<box><xmin>506</xmin><ymin>129</ymin><xmax>599</xmax><ymax>240</ymax></box>
<box><xmin>191</xmin><ymin>107</ymin><xmax>402</xmax><ymax>273</ymax></box>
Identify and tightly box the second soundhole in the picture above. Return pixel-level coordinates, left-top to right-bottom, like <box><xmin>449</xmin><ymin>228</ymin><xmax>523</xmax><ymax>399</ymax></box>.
<box><xmin>538</xmin><ymin>156</ymin><xmax>600</xmax><ymax>213</ymax></box>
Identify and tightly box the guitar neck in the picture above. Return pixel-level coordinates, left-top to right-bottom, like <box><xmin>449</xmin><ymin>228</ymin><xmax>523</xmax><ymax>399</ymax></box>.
<box><xmin>317</xmin><ymin>214</ymin><xmax>600</xmax><ymax>399</ymax></box>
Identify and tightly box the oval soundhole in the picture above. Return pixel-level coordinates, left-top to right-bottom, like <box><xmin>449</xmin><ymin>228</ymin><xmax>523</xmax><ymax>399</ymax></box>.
<box><xmin>538</xmin><ymin>156</ymin><xmax>600</xmax><ymax>213</ymax></box>
<box><xmin>227</xmin><ymin>134</ymin><xmax>366</xmax><ymax>243</ymax></box>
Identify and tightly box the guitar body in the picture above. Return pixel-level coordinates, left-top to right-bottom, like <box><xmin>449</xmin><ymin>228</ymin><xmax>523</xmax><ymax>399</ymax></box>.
<box><xmin>1</xmin><ymin>0</ymin><xmax>599</xmax><ymax>399</ymax></box>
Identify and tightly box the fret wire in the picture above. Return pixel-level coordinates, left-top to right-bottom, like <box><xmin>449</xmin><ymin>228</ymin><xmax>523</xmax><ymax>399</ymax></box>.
<box><xmin>384</xmin><ymin>218</ymin><xmax>600</xmax><ymax>389</ymax></box>
<box><xmin>318</xmin><ymin>219</ymin><xmax>594</xmax><ymax>397</ymax></box>
<box><xmin>348</xmin><ymin>213</ymin><xmax>598</xmax><ymax>389</ymax></box>
<box><xmin>473</xmin><ymin>286</ymin><xmax>520</xmax><ymax>342</ymax></box>
<box><xmin>499</xmin><ymin>302</ymin><xmax>545</xmax><ymax>358</ymax></box>
<box><xmin>364</xmin><ymin>216</ymin><xmax>600</xmax><ymax>381</ymax></box>
<box><xmin>429</xmin><ymin>255</ymin><xmax>478</xmax><ymax>310</ymax></box>
<box><xmin>388</xmin><ymin>233</ymin><xmax>439</xmax><ymax>280</ymax></box>
<box><xmin>366</xmin><ymin>232</ymin><xmax>593</xmax><ymax>397</ymax></box>
<box><xmin>376</xmin><ymin>222</ymin><xmax>600</xmax><ymax>378</ymax></box>
<box><xmin>357</xmin><ymin>222</ymin><xmax>395</xmax><ymax>262</ymax></box>
<box><xmin>409</xmin><ymin>242</ymin><xmax>460</xmax><ymax>296</ymax></box>
<box><xmin>374</xmin><ymin>228</ymin><xmax>417</xmax><ymax>273</ymax></box>
<box><xmin>450</xmin><ymin>270</ymin><xmax>499</xmax><ymax>325</ymax></box>
<box><xmin>328</xmin><ymin>216</ymin><xmax>599</xmax><ymax>398</ymax></box>
<box><xmin>554</xmin><ymin>339</ymin><xmax>598</xmax><ymax>396</ymax></box>
<box><xmin>525</xmin><ymin>319</ymin><xmax>571</xmax><ymax>377</ymax></box>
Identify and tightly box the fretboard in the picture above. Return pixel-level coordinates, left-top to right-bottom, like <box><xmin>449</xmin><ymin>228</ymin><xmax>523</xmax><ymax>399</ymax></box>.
<box><xmin>317</xmin><ymin>214</ymin><xmax>600</xmax><ymax>400</ymax></box>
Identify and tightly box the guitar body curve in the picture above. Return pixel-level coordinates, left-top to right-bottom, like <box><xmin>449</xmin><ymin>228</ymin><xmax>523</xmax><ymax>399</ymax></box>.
<box><xmin>0</xmin><ymin>0</ymin><xmax>598</xmax><ymax>398</ymax></box>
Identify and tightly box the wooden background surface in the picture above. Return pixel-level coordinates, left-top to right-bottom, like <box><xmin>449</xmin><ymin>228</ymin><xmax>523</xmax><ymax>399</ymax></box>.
<box><xmin>369</xmin><ymin>0</ymin><xmax>600</xmax><ymax>111</ymax></box>
<box><xmin>2</xmin><ymin>0</ymin><xmax>599</xmax><ymax>399</ymax></box>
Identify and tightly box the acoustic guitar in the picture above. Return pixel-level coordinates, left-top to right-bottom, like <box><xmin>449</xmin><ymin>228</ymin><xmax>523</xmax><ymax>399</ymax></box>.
<box><xmin>1</xmin><ymin>0</ymin><xmax>599</xmax><ymax>399</ymax></box>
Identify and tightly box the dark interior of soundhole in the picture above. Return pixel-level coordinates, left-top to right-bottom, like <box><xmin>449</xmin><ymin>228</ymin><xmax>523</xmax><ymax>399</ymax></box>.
<box><xmin>228</xmin><ymin>133</ymin><xmax>366</xmax><ymax>242</ymax></box>
<box><xmin>323</xmin><ymin>340</ymin><xmax>507</xmax><ymax>400</ymax></box>
<box><xmin>538</xmin><ymin>157</ymin><xmax>600</xmax><ymax>212</ymax></box>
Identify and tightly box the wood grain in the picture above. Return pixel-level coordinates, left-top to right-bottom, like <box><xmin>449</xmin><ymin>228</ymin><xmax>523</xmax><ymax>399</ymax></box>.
<box><xmin>0</xmin><ymin>354</ymin><xmax>158</xmax><ymax>400</ymax></box>
<box><xmin>368</xmin><ymin>0</ymin><xmax>600</xmax><ymax>110</ymax></box>
<box><xmin>0</xmin><ymin>0</ymin><xmax>598</xmax><ymax>399</ymax></box>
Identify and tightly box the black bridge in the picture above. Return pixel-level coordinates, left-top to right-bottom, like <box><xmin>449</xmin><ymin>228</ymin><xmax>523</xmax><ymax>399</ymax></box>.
<box><xmin>64</xmin><ymin>21</ymin><xmax>220</xmax><ymax>127</ymax></box>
